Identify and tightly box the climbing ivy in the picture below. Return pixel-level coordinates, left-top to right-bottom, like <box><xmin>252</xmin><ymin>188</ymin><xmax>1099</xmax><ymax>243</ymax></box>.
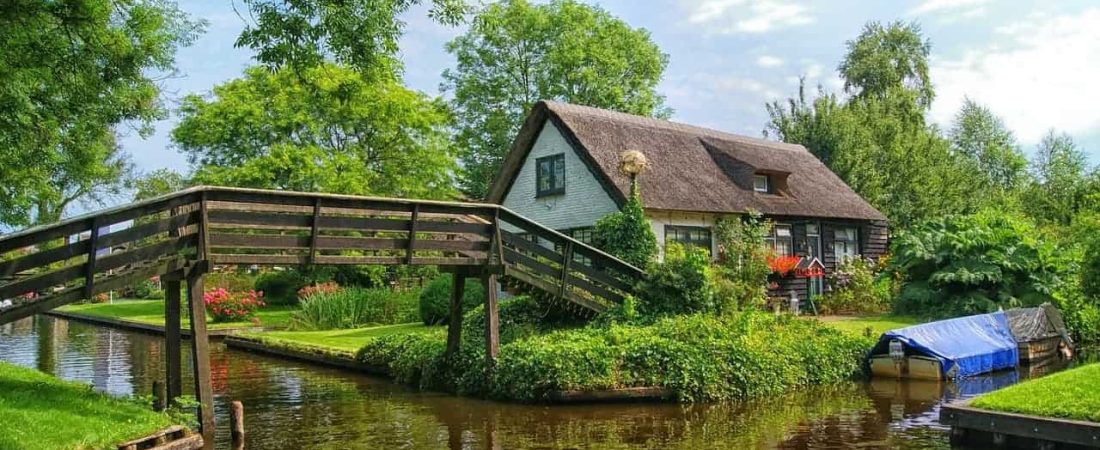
<box><xmin>592</xmin><ymin>194</ymin><xmax>658</xmax><ymax>269</ymax></box>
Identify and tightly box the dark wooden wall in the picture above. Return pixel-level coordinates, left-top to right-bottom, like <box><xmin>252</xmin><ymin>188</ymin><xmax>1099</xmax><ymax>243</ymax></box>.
<box><xmin>767</xmin><ymin>217</ymin><xmax>889</xmax><ymax>301</ymax></box>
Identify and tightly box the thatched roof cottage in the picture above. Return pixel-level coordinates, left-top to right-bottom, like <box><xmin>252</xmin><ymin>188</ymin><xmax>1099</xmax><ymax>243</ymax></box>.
<box><xmin>487</xmin><ymin>101</ymin><xmax>888</xmax><ymax>300</ymax></box>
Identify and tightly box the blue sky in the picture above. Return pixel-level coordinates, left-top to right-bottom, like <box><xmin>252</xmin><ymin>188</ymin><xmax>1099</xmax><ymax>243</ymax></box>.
<box><xmin>123</xmin><ymin>0</ymin><xmax>1100</xmax><ymax>177</ymax></box>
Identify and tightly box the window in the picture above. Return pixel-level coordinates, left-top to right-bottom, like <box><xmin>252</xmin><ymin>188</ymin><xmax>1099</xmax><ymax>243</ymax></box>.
<box><xmin>753</xmin><ymin>174</ymin><xmax>770</xmax><ymax>193</ymax></box>
<box><xmin>665</xmin><ymin>226</ymin><xmax>712</xmax><ymax>255</ymax></box>
<box><xmin>536</xmin><ymin>154</ymin><xmax>566</xmax><ymax>197</ymax></box>
<box><xmin>834</xmin><ymin>226</ymin><xmax>859</xmax><ymax>262</ymax></box>
<box><xmin>568</xmin><ymin>227</ymin><xmax>594</xmax><ymax>245</ymax></box>
<box><xmin>765</xmin><ymin>223</ymin><xmax>793</xmax><ymax>256</ymax></box>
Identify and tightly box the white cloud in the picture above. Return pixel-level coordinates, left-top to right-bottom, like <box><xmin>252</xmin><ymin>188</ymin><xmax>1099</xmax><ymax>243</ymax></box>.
<box><xmin>756</xmin><ymin>55</ymin><xmax>785</xmax><ymax>68</ymax></box>
<box><xmin>682</xmin><ymin>0</ymin><xmax>813</xmax><ymax>34</ymax></box>
<box><xmin>929</xmin><ymin>8</ymin><xmax>1100</xmax><ymax>144</ymax></box>
<box><xmin>907</xmin><ymin>0</ymin><xmax>990</xmax><ymax>16</ymax></box>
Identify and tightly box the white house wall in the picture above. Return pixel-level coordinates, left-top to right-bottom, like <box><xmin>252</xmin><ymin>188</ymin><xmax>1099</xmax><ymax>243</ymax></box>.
<box><xmin>501</xmin><ymin>121</ymin><xmax>620</xmax><ymax>232</ymax></box>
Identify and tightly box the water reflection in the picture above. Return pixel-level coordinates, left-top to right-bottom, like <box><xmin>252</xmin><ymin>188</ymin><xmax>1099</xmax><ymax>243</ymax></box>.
<box><xmin>0</xmin><ymin>316</ymin><xmax>1077</xmax><ymax>449</ymax></box>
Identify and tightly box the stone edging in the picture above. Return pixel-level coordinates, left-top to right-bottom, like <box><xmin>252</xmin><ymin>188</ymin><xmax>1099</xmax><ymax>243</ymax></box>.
<box><xmin>44</xmin><ymin>310</ymin><xmax>259</xmax><ymax>338</ymax></box>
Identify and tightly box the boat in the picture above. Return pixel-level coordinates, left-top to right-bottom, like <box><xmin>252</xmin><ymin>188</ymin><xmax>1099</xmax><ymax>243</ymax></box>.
<box><xmin>1005</xmin><ymin>303</ymin><xmax>1074</xmax><ymax>363</ymax></box>
<box><xmin>867</xmin><ymin>311</ymin><xmax>1018</xmax><ymax>381</ymax></box>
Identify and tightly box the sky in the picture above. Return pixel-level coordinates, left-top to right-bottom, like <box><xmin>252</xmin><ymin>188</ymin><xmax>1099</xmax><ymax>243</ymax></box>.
<box><xmin>122</xmin><ymin>0</ymin><xmax>1100</xmax><ymax>178</ymax></box>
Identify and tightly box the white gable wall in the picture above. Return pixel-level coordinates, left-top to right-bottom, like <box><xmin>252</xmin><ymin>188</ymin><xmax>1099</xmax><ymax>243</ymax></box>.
<box><xmin>501</xmin><ymin>121</ymin><xmax>620</xmax><ymax>231</ymax></box>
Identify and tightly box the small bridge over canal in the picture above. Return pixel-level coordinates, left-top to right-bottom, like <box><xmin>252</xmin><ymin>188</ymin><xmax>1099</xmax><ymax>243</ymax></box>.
<box><xmin>0</xmin><ymin>186</ymin><xmax>644</xmax><ymax>448</ymax></box>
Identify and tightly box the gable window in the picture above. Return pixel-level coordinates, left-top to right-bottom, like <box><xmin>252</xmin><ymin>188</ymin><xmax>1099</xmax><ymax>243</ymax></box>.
<box><xmin>834</xmin><ymin>226</ymin><xmax>859</xmax><ymax>262</ymax></box>
<box><xmin>536</xmin><ymin>154</ymin><xmax>566</xmax><ymax>197</ymax></box>
<box><xmin>753</xmin><ymin>174</ymin><xmax>770</xmax><ymax>193</ymax></box>
<box><xmin>765</xmin><ymin>223</ymin><xmax>793</xmax><ymax>256</ymax></box>
<box><xmin>665</xmin><ymin>225</ymin><xmax>712</xmax><ymax>255</ymax></box>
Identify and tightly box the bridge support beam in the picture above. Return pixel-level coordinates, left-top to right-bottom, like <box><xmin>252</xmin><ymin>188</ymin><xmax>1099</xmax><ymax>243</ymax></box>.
<box><xmin>186</xmin><ymin>272</ymin><xmax>215</xmax><ymax>450</ymax></box>
<box><xmin>164</xmin><ymin>277</ymin><xmax>183</xmax><ymax>405</ymax></box>
<box><xmin>445</xmin><ymin>271</ymin><xmax>467</xmax><ymax>358</ymax></box>
<box><xmin>483</xmin><ymin>273</ymin><xmax>500</xmax><ymax>365</ymax></box>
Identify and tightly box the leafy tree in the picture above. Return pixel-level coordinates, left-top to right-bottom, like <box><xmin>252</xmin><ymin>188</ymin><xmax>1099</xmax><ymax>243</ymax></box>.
<box><xmin>1022</xmin><ymin>130</ymin><xmax>1094</xmax><ymax>225</ymax></box>
<box><xmin>172</xmin><ymin>65</ymin><xmax>458</xmax><ymax>199</ymax></box>
<box><xmin>236</xmin><ymin>0</ymin><xmax>467</xmax><ymax>78</ymax></box>
<box><xmin>592</xmin><ymin>194</ymin><xmax>658</xmax><ymax>269</ymax></box>
<box><xmin>129</xmin><ymin>169</ymin><xmax>189</xmax><ymax>201</ymax></box>
<box><xmin>443</xmin><ymin>0</ymin><xmax>670</xmax><ymax>198</ymax></box>
<box><xmin>839</xmin><ymin>21</ymin><xmax>933</xmax><ymax>116</ymax></box>
<box><xmin>948</xmin><ymin>98</ymin><xmax>1028</xmax><ymax>194</ymax></box>
<box><xmin>888</xmin><ymin>212</ymin><xmax>1065</xmax><ymax>318</ymax></box>
<box><xmin>0</xmin><ymin>0</ymin><xmax>203</xmax><ymax>226</ymax></box>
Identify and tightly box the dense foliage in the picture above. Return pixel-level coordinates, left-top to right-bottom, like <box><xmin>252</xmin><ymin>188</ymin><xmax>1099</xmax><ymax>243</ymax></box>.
<box><xmin>174</xmin><ymin>64</ymin><xmax>458</xmax><ymax>199</ymax></box>
<box><xmin>356</xmin><ymin>309</ymin><xmax>867</xmax><ymax>402</ymax></box>
<box><xmin>254</xmin><ymin>271</ymin><xmax>311</xmax><ymax>306</ymax></box>
<box><xmin>635</xmin><ymin>243</ymin><xmax>716</xmax><ymax>316</ymax></box>
<box><xmin>0</xmin><ymin>0</ymin><xmax>203</xmax><ymax>227</ymax></box>
<box><xmin>592</xmin><ymin>194</ymin><xmax>659</xmax><ymax>269</ymax></box>
<box><xmin>443</xmin><ymin>0</ymin><xmax>669</xmax><ymax>198</ymax></box>
<box><xmin>418</xmin><ymin>274</ymin><xmax>484</xmax><ymax>325</ymax></box>
<box><xmin>819</xmin><ymin>257</ymin><xmax>892</xmax><ymax>315</ymax></box>
<box><xmin>711</xmin><ymin>215</ymin><xmax>772</xmax><ymax>310</ymax></box>
<box><xmin>290</xmin><ymin>286</ymin><xmax>419</xmax><ymax>330</ymax></box>
<box><xmin>887</xmin><ymin>213</ymin><xmax>1063</xmax><ymax>317</ymax></box>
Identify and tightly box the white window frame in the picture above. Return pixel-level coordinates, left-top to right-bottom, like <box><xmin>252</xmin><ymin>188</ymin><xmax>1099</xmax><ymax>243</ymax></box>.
<box><xmin>753</xmin><ymin>174</ymin><xmax>770</xmax><ymax>193</ymax></box>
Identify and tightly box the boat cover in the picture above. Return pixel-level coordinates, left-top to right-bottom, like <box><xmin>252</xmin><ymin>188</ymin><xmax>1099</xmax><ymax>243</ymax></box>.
<box><xmin>1006</xmin><ymin>303</ymin><xmax>1073</xmax><ymax>348</ymax></box>
<box><xmin>869</xmin><ymin>312</ymin><xmax>1018</xmax><ymax>378</ymax></box>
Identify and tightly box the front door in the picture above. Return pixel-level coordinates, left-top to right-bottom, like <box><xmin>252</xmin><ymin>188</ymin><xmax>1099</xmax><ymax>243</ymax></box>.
<box><xmin>805</xmin><ymin>223</ymin><xmax>824</xmax><ymax>297</ymax></box>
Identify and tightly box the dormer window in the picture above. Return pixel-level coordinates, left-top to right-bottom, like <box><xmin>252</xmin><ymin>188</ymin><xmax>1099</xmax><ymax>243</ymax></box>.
<box><xmin>753</xmin><ymin>174</ymin><xmax>770</xmax><ymax>193</ymax></box>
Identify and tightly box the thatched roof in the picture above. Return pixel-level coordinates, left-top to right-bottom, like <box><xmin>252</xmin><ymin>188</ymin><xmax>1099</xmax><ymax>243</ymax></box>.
<box><xmin>487</xmin><ymin>101</ymin><xmax>887</xmax><ymax>221</ymax></box>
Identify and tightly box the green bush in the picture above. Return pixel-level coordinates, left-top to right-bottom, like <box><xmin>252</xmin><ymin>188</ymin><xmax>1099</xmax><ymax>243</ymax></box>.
<box><xmin>819</xmin><ymin>257</ymin><xmax>892</xmax><ymax>314</ymax></box>
<box><xmin>418</xmin><ymin>274</ymin><xmax>483</xmax><ymax>325</ymax></box>
<box><xmin>888</xmin><ymin>212</ymin><xmax>1064</xmax><ymax>318</ymax></box>
<box><xmin>205</xmin><ymin>271</ymin><xmax>257</xmax><ymax>293</ymax></box>
<box><xmin>356</xmin><ymin>310</ymin><xmax>867</xmax><ymax>403</ymax></box>
<box><xmin>635</xmin><ymin>243</ymin><xmax>716</xmax><ymax>316</ymax></box>
<box><xmin>289</xmin><ymin>286</ymin><xmax>420</xmax><ymax>330</ymax></box>
<box><xmin>254</xmin><ymin>271</ymin><xmax>310</xmax><ymax>306</ymax></box>
<box><xmin>711</xmin><ymin>214</ymin><xmax>772</xmax><ymax>310</ymax></box>
<box><xmin>130</xmin><ymin>279</ymin><xmax>164</xmax><ymax>299</ymax></box>
<box><xmin>592</xmin><ymin>194</ymin><xmax>658</xmax><ymax>269</ymax></box>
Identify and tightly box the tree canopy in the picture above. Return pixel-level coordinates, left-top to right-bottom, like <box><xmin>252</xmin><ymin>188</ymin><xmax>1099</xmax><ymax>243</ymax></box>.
<box><xmin>172</xmin><ymin>65</ymin><xmax>458</xmax><ymax>199</ymax></box>
<box><xmin>443</xmin><ymin>0</ymin><xmax>670</xmax><ymax>199</ymax></box>
<box><xmin>949</xmin><ymin>98</ymin><xmax>1027</xmax><ymax>195</ymax></box>
<box><xmin>0</xmin><ymin>0</ymin><xmax>203</xmax><ymax>226</ymax></box>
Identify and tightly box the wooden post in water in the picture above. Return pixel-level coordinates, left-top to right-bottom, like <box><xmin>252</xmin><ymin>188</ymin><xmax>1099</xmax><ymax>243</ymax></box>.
<box><xmin>164</xmin><ymin>277</ymin><xmax>182</xmax><ymax>405</ymax></box>
<box><xmin>446</xmin><ymin>271</ymin><xmax>466</xmax><ymax>358</ymax></box>
<box><xmin>230</xmin><ymin>401</ymin><xmax>245</xmax><ymax>450</ymax></box>
<box><xmin>483</xmin><ymin>273</ymin><xmax>499</xmax><ymax>365</ymax></box>
<box><xmin>187</xmin><ymin>272</ymin><xmax>215</xmax><ymax>450</ymax></box>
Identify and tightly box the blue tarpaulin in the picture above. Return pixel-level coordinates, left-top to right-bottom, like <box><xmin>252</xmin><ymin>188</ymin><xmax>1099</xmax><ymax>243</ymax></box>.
<box><xmin>869</xmin><ymin>312</ymin><xmax>1019</xmax><ymax>378</ymax></box>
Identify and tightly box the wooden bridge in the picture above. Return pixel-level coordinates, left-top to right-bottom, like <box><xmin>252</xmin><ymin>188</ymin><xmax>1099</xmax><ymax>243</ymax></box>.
<box><xmin>0</xmin><ymin>186</ymin><xmax>644</xmax><ymax>448</ymax></box>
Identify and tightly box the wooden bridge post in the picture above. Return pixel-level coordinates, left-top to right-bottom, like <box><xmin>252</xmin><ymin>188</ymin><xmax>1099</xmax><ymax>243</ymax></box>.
<box><xmin>186</xmin><ymin>272</ymin><xmax>215</xmax><ymax>450</ymax></box>
<box><xmin>164</xmin><ymin>277</ymin><xmax>183</xmax><ymax>404</ymax></box>
<box><xmin>483</xmin><ymin>272</ymin><xmax>500</xmax><ymax>364</ymax></box>
<box><xmin>446</xmin><ymin>270</ymin><xmax>466</xmax><ymax>358</ymax></box>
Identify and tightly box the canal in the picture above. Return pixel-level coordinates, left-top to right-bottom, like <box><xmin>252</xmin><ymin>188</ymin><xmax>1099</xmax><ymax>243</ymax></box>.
<box><xmin>0</xmin><ymin>316</ymin><xmax>1074</xmax><ymax>449</ymax></box>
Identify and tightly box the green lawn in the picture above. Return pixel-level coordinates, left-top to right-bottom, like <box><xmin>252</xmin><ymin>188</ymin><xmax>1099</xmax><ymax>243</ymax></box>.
<box><xmin>971</xmin><ymin>363</ymin><xmax>1100</xmax><ymax>422</ymax></box>
<box><xmin>59</xmin><ymin>299</ymin><xmax>296</xmax><ymax>330</ymax></box>
<box><xmin>815</xmin><ymin>314</ymin><xmax>921</xmax><ymax>337</ymax></box>
<box><xmin>240</xmin><ymin>323</ymin><xmax>441</xmax><ymax>354</ymax></box>
<box><xmin>0</xmin><ymin>362</ymin><xmax>174</xmax><ymax>450</ymax></box>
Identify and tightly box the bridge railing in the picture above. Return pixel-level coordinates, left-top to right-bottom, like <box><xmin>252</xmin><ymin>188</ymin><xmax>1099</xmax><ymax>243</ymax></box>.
<box><xmin>0</xmin><ymin>186</ymin><xmax>645</xmax><ymax>323</ymax></box>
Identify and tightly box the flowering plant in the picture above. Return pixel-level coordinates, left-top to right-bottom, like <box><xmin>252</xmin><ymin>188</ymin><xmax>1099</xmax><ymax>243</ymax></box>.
<box><xmin>203</xmin><ymin>288</ymin><xmax>265</xmax><ymax>322</ymax></box>
<box><xmin>297</xmin><ymin>282</ymin><xmax>341</xmax><ymax>300</ymax></box>
<box><xmin>766</xmin><ymin>255</ymin><xmax>802</xmax><ymax>277</ymax></box>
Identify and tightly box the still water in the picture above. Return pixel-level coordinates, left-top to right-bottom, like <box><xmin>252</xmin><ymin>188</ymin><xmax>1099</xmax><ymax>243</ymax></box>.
<box><xmin>0</xmin><ymin>316</ymin><xmax>1072</xmax><ymax>449</ymax></box>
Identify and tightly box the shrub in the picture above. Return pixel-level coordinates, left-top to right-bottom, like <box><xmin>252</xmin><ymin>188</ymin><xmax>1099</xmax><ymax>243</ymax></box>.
<box><xmin>712</xmin><ymin>214</ymin><xmax>771</xmax><ymax>310</ymax></box>
<box><xmin>205</xmin><ymin>271</ymin><xmax>257</xmax><ymax>293</ymax></box>
<box><xmin>635</xmin><ymin>243</ymin><xmax>715</xmax><ymax>316</ymax></box>
<box><xmin>818</xmin><ymin>257</ymin><xmax>892</xmax><ymax>314</ymax></box>
<box><xmin>1082</xmin><ymin>235</ymin><xmax>1100</xmax><ymax>302</ymax></box>
<box><xmin>203</xmin><ymin>288</ymin><xmax>265</xmax><ymax>322</ymax></box>
<box><xmin>591</xmin><ymin>194</ymin><xmax>658</xmax><ymax>269</ymax></box>
<box><xmin>888</xmin><ymin>212</ymin><xmax>1064</xmax><ymax>318</ymax></box>
<box><xmin>290</xmin><ymin>287</ymin><xmax>420</xmax><ymax>330</ymax></box>
<box><xmin>131</xmin><ymin>278</ymin><xmax>164</xmax><ymax>299</ymax></box>
<box><xmin>254</xmin><ymin>271</ymin><xmax>310</xmax><ymax>306</ymax></box>
<box><xmin>418</xmin><ymin>274</ymin><xmax>483</xmax><ymax>325</ymax></box>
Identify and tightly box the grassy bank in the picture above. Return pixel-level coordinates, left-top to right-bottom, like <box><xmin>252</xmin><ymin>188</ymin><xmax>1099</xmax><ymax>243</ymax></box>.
<box><xmin>0</xmin><ymin>362</ymin><xmax>174</xmax><ymax>450</ymax></box>
<box><xmin>815</xmin><ymin>314</ymin><xmax>920</xmax><ymax>338</ymax></box>
<box><xmin>59</xmin><ymin>299</ymin><xmax>296</xmax><ymax>330</ymax></box>
<box><xmin>970</xmin><ymin>363</ymin><xmax>1100</xmax><ymax>422</ymax></box>
<box><xmin>238</xmin><ymin>323</ymin><xmax>439</xmax><ymax>355</ymax></box>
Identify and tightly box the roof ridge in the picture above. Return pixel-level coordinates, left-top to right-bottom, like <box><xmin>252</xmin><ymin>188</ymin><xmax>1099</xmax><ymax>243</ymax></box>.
<box><xmin>541</xmin><ymin>100</ymin><xmax>806</xmax><ymax>153</ymax></box>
